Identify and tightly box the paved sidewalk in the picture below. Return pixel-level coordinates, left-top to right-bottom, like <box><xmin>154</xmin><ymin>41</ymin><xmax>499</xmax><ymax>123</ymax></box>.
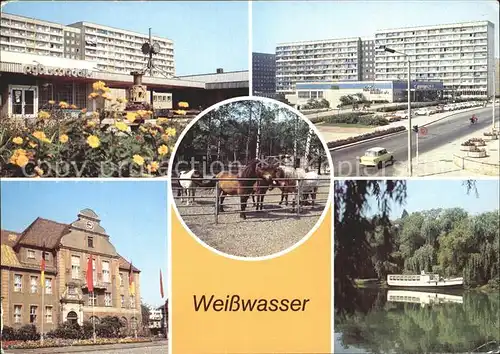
<box><xmin>393</xmin><ymin>125</ymin><xmax>499</xmax><ymax>177</ymax></box>
<box><xmin>316</xmin><ymin>107</ymin><xmax>480</xmax><ymax>143</ymax></box>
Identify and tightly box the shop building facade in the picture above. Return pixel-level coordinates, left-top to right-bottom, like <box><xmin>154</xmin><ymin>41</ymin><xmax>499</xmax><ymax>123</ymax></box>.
<box><xmin>292</xmin><ymin>80</ymin><xmax>444</xmax><ymax>109</ymax></box>
<box><xmin>1</xmin><ymin>209</ymin><xmax>141</xmax><ymax>332</ymax></box>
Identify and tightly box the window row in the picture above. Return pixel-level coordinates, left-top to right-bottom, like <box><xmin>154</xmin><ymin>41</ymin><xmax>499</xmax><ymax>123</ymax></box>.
<box><xmin>14</xmin><ymin>305</ymin><xmax>53</xmax><ymax>324</ymax></box>
<box><xmin>14</xmin><ymin>274</ymin><xmax>52</xmax><ymax>294</ymax></box>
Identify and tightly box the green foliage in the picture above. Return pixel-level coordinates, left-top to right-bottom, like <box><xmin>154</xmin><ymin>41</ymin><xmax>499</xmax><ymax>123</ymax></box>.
<box><xmin>302</xmin><ymin>98</ymin><xmax>330</xmax><ymax>110</ymax></box>
<box><xmin>327</xmin><ymin>126</ymin><xmax>405</xmax><ymax>148</ymax></box>
<box><xmin>323</xmin><ymin>112</ymin><xmax>389</xmax><ymax>126</ymax></box>
<box><xmin>2</xmin><ymin>324</ymin><xmax>40</xmax><ymax>341</ymax></box>
<box><xmin>174</xmin><ymin>100</ymin><xmax>327</xmax><ymax>167</ymax></box>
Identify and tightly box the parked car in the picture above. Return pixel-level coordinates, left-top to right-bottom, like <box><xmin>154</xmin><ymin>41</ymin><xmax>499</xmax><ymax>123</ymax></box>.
<box><xmin>415</xmin><ymin>107</ymin><xmax>436</xmax><ymax>116</ymax></box>
<box><xmin>393</xmin><ymin>110</ymin><xmax>413</xmax><ymax>119</ymax></box>
<box><xmin>359</xmin><ymin>147</ymin><xmax>394</xmax><ymax>169</ymax></box>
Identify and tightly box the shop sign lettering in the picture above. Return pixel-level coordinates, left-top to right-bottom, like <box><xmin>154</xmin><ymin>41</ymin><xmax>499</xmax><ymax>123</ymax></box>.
<box><xmin>23</xmin><ymin>64</ymin><xmax>93</xmax><ymax>78</ymax></box>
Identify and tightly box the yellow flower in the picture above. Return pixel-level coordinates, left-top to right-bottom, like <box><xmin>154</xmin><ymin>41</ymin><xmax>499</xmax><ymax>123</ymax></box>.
<box><xmin>149</xmin><ymin>129</ymin><xmax>158</xmax><ymax>137</ymax></box>
<box><xmin>147</xmin><ymin>161</ymin><xmax>159</xmax><ymax>173</ymax></box>
<box><xmin>158</xmin><ymin>145</ymin><xmax>169</xmax><ymax>156</ymax></box>
<box><xmin>86</xmin><ymin>120</ymin><xmax>97</xmax><ymax>128</ymax></box>
<box><xmin>59</xmin><ymin>134</ymin><xmax>69</xmax><ymax>143</ymax></box>
<box><xmin>48</xmin><ymin>100</ymin><xmax>56</xmax><ymax>105</ymax></box>
<box><xmin>29</xmin><ymin>142</ymin><xmax>37</xmax><ymax>148</ymax></box>
<box><xmin>12</xmin><ymin>137</ymin><xmax>23</xmax><ymax>145</ymax></box>
<box><xmin>126</xmin><ymin>113</ymin><xmax>137</xmax><ymax>123</ymax></box>
<box><xmin>87</xmin><ymin>135</ymin><xmax>100</xmax><ymax>148</ymax></box>
<box><xmin>34</xmin><ymin>166</ymin><xmax>44</xmax><ymax>176</ymax></box>
<box><xmin>59</xmin><ymin>101</ymin><xmax>69</xmax><ymax>109</ymax></box>
<box><xmin>156</xmin><ymin>117</ymin><xmax>168</xmax><ymax>125</ymax></box>
<box><xmin>91</xmin><ymin>112</ymin><xmax>100</xmax><ymax>119</ymax></box>
<box><xmin>115</xmin><ymin>121</ymin><xmax>128</xmax><ymax>132</ymax></box>
<box><xmin>132</xmin><ymin>154</ymin><xmax>145</xmax><ymax>166</ymax></box>
<box><xmin>165</xmin><ymin>127</ymin><xmax>176</xmax><ymax>137</ymax></box>
<box><xmin>178</xmin><ymin>101</ymin><xmax>189</xmax><ymax>108</ymax></box>
<box><xmin>174</xmin><ymin>110</ymin><xmax>186</xmax><ymax>115</ymax></box>
<box><xmin>139</xmin><ymin>126</ymin><xmax>148</xmax><ymax>133</ymax></box>
<box><xmin>92</xmin><ymin>81</ymin><xmax>107</xmax><ymax>91</ymax></box>
<box><xmin>32</xmin><ymin>131</ymin><xmax>51</xmax><ymax>143</ymax></box>
<box><xmin>101</xmin><ymin>93</ymin><xmax>112</xmax><ymax>101</ymax></box>
<box><xmin>9</xmin><ymin>149</ymin><xmax>29</xmax><ymax>167</ymax></box>
<box><xmin>38</xmin><ymin>111</ymin><xmax>50</xmax><ymax>120</ymax></box>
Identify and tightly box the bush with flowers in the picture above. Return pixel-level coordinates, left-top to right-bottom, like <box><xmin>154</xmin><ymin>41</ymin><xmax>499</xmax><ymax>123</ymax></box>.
<box><xmin>1</xmin><ymin>337</ymin><xmax>152</xmax><ymax>350</ymax></box>
<box><xmin>0</xmin><ymin>81</ymin><xmax>184</xmax><ymax>177</ymax></box>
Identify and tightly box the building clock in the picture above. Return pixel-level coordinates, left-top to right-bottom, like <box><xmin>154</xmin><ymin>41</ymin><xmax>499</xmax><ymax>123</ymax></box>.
<box><xmin>86</xmin><ymin>221</ymin><xmax>94</xmax><ymax>230</ymax></box>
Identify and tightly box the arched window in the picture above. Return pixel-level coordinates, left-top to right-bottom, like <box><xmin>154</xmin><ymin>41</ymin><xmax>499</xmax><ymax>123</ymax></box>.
<box><xmin>121</xmin><ymin>316</ymin><xmax>128</xmax><ymax>327</ymax></box>
<box><xmin>67</xmin><ymin>311</ymin><xmax>78</xmax><ymax>325</ymax></box>
<box><xmin>130</xmin><ymin>316</ymin><xmax>138</xmax><ymax>330</ymax></box>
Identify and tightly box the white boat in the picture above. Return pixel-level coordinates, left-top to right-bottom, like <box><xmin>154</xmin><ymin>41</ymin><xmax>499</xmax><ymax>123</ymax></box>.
<box><xmin>387</xmin><ymin>290</ymin><xmax>463</xmax><ymax>305</ymax></box>
<box><xmin>387</xmin><ymin>271</ymin><xmax>463</xmax><ymax>289</ymax></box>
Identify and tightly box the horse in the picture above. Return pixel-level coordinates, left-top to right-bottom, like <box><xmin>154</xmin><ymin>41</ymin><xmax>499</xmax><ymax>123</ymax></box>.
<box><xmin>275</xmin><ymin>166</ymin><xmax>320</xmax><ymax>207</ymax></box>
<box><xmin>215</xmin><ymin>159</ymin><xmax>277</xmax><ymax>219</ymax></box>
<box><xmin>251</xmin><ymin>169</ymin><xmax>281</xmax><ymax>211</ymax></box>
<box><xmin>178</xmin><ymin>169</ymin><xmax>204</xmax><ymax>205</ymax></box>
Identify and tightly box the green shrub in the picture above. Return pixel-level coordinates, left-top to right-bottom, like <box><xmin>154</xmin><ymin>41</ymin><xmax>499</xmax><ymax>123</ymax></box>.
<box><xmin>1</xmin><ymin>326</ymin><xmax>16</xmax><ymax>341</ymax></box>
<box><xmin>46</xmin><ymin>321</ymin><xmax>83</xmax><ymax>340</ymax></box>
<box><xmin>322</xmin><ymin>112</ymin><xmax>388</xmax><ymax>126</ymax></box>
<box><xmin>327</xmin><ymin>126</ymin><xmax>406</xmax><ymax>148</ymax></box>
<box><xmin>15</xmin><ymin>324</ymin><xmax>40</xmax><ymax>341</ymax></box>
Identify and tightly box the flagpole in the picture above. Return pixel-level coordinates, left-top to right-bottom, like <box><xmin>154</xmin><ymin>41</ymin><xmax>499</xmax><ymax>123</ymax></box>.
<box><xmin>41</xmin><ymin>279</ymin><xmax>44</xmax><ymax>345</ymax></box>
<box><xmin>92</xmin><ymin>291</ymin><xmax>96</xmax><ymax>343</ymax></box>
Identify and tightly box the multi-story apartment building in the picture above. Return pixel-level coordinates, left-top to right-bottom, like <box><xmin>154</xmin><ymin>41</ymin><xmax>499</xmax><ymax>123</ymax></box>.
<box><xmin>374</xmin><ymin>21</ymin><xmax>495</xmax><ymax>98</ymax></box>
<box><xmin>1</xmin><ymin>209</ymin><xmax>141</xmax><ymax>333</ymax></box>
<box><xmin>275</xmin><ymin>37</ymin><xmax>362</xmax><ymax>95</ymax></box>
<box><xmin>0</xmin><ymin>13</ymin><xmax>66</xmax><ymax>58</ymax></box>
<box><xmin>0</xmin><ymin>12</ymin><xmax>174</xmax><ymax>77</ymax></box>
<box><xmin>252</xmin><ymin>52</ymin><xmax>276</xmax><ymax>97</ymax></box>
<box><xmin>68</xmin><ymin>22</ymin><xmax>174</xmax><ymax>76</ymax></box>
<box><xmin>360</xmin><ymin>38</ymin><xmax>376</xmax><ymax>81</ymax></box>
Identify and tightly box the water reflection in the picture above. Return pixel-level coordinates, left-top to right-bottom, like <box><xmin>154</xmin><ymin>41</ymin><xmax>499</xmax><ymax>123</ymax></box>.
<box><xmin>334</xmin><ymin>289</ymin><xmax>500</xmax><ymax>354</ymax></box>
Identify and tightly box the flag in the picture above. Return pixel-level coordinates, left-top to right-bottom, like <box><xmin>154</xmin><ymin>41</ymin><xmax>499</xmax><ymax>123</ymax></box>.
<box><xmin>128</xmin><ymin>261</ymin><xmax>135</xmax><ymax>296</ymax></box>
<box><xmin>86</xmin><ymin>255</ymin><xmax>94</xmax><ymax>293</ymax></box>
<box><xmin>160</xmin><ymin>269</ymin><xmax>164</xmax><ymax>299</ymax></box>
<box><xmin>40</xmin><ymin>247</ymin><xmax>46</xmax><ymax>288</ymax></box>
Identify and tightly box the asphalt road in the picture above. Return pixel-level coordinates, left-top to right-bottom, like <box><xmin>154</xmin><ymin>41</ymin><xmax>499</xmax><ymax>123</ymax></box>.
<box><xmin>332</xmin><ymin>107</ymin><xmax>499</xmax><ymax>177</ymax></box>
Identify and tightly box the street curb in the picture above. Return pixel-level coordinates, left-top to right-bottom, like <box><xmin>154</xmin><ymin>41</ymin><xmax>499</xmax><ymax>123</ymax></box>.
<box><xmin>327</xmin><ymin>106</ymin><xmax>486</xmax><ymax>152</ymax></box>
<box><xmin>453</xmin><ymin>154</ymin><xmax>500</xmax><ymax>176</ymax></box>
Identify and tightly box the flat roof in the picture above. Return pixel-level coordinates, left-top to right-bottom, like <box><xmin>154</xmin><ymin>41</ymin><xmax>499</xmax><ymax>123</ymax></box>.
<box><xmin>179</xmin><ymin>70</ymin><xmax>249</xmax><ymax>84</ymax></box>
<box><xmin>277</xmin><ymin>37</ymin><xmax>361</xmax><ymax>47</ymax></box>
<box><xmin>69</xmin><ymin>21</ymin><xmax>173</xmax><ymax>43</ymax></box>
<box><xmin>376</xmin><ymin>20</ymin><xmax>492</xmax><ymax>33</ymax></box>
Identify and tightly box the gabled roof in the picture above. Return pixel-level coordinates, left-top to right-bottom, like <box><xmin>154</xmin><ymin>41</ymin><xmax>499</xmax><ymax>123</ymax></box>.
<box><xmin>1</xmin><ymin>244</ymin><xmax>22</xmax><ymax>267</ymax></box>
<box><xmin>14</xmin><ymin>217</ymin><xmax>70</xmax><ymax>249</ymax></box>
<box><xmin>118</xmin><ymin>254</ymin><xmax>140</xmax><ymax>273</ymax></box>
<box><xmin>1</xmin><ymin>229</ymin><xmax>21</xmax><ymax>247</ymax></box>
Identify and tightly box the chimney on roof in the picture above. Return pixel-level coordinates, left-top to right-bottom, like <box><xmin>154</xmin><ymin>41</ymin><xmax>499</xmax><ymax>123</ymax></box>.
<box><xmin>216</xmin><ymin>68</ymin><xmax>224</xmax><ymax>74</ymax></box>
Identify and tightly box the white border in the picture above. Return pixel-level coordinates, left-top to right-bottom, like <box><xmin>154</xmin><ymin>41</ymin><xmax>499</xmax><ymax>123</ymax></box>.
<box><xmin>167</xmin><ymin>96</ymin><xmax>334</xmax><ymax>263</ymax></box>
<box><xmin>248</xmin><ymin>0</ymin><xmax>253</xmax><ymax>96</ymax></box>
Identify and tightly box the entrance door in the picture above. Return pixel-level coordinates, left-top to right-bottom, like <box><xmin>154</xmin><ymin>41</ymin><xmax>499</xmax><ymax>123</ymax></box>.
<box><xmin>9</xmin><ymin>85</ymin><xmax>38</xmax><ymax>118</ymax></box>
<box><xmin>67</xmin><ymin>311</ymin><xmax>78</xmax><ymax>325</ymax></box>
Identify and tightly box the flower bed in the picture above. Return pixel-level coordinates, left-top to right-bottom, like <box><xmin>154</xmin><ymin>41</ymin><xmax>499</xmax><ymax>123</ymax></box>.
<box><xmin>327</xmin><ymin>126</ymin><xmax>406</xmax><ymax>149</ymax></box>
<box><xmin>0</xmin><ymin>81</ymin><xmax>185</xmax><ymax>178</ymax></box>
<box><xmin>1</xmin><ymin>337</ymin><xmax>152</xmax><ymax>350</ymax></box>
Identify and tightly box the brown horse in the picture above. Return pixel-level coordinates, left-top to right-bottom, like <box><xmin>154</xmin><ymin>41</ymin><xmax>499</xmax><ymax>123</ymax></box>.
<box><xmin>216</xmin><ymin>159</ymin><xmax>276</xmax><ymax>219</ymax></box>
<box><xmin>251</xmin><ymin>179</ymin><xmax>273</xmax><ymax>211</ymax></box>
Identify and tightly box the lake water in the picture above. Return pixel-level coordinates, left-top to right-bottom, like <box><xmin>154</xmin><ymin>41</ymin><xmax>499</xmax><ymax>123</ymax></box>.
<box><xmin>334</xmin><ymin>288</ymin><xmax>500</xmax><ymax>354</ymax></box>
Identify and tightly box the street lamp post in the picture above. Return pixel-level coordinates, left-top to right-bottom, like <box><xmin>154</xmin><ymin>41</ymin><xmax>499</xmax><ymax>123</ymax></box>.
<box><xmin>381</xmin><ymin>46</ymin><xmax>412</xmax><ymax>176</ymax></box>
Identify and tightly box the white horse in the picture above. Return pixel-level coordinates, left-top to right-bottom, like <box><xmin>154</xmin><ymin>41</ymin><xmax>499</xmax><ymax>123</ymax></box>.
<box><xmin>179</xmin><ymin>169</ymin><xmax>203</xmax><ymax>205</ymax></box>
<box><xmin>277</xmin><ymin>166</ymin><xmax>320</xmax><ymax>207</ymax></box>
